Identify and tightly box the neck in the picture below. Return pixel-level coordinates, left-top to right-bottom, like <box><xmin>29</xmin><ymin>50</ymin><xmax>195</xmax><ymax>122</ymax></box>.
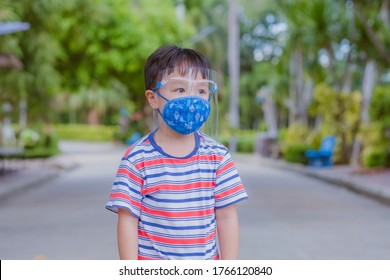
<box><xmin>154</xmin><ymin>127</ymin><xmax>196</xmax><ymax>157</ymax></box>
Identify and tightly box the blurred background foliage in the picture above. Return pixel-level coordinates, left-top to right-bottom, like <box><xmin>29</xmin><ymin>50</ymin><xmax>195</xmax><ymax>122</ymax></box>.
<box><xmin>0</xmin><ymin>0</ymin><xmax>389</xmax><ymax>168</ymax></box>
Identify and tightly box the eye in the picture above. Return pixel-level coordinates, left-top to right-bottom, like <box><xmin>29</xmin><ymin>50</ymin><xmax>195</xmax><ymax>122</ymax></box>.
<box><xmin>197</xmin><ymin>87</ymin><xmax>211</xmax><ymax>96</ymax></box>
<box><xmin>174</xmin><ymin>88</ymin><xmax>186</xmax><ymax>94</ymax></box>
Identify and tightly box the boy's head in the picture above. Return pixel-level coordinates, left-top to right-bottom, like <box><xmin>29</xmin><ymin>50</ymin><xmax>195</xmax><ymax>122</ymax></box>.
<box><xmin>144</xmin><ymin>45</ymin><xmax>211</xmax><ymax>91</ymax></box>
<box><xmin>144</xmin><ymin>45</ymin><xmax>218</xmax><ymax>137</ymax></box>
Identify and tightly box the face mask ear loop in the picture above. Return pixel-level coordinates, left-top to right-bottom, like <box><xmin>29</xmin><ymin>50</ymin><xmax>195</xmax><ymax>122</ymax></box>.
<box><xmin>152</xmin><ymin>81</ymin><xmax>169</xmax><ymax>102</ymax></box>
<box><xmin>152</xmin><ymin>82</ymin><xmax>169</xmax><ymax>117</ymax></box>
<box><xmin>151</xmin><ymin>89</ymin><xmax>165</xmax><ymax>117</ymax></box>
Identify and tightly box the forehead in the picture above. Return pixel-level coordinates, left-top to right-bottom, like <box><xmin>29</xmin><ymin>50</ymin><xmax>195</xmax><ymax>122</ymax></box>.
<box><xmin>164</xmin><ymin>78</ymin><xmax>211</xmax><ymax>89</ymax></box>
<box><xmin>163</xmin><ymin>67</ymin><xmax>210</xmax><ymax>80</ymax></box>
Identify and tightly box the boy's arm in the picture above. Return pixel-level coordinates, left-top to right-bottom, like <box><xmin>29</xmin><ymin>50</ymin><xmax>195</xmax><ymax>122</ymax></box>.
<box><xmin>215</xmin><ymin>204</ymin><xmax>240</xmax><ymax>260</ymax></box>
<box><xmin>117</xmin><ymin>208</ymin><xmax>139</xmax><ymax>260</ymax></box>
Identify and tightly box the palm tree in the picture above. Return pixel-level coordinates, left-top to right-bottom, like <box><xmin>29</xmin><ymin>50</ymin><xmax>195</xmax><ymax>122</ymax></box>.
<box><xmin>349</xmin><ymin>0</ymin><xmax>390</xmax><ymax>165</ymax></box>
<box><xmin>54</xmin><ymin>80</ymin><xmax>129</xmax><ymax>125</ymax></box>
<box><xmin>276</xmin><ymin>0</ymin><xmax>348</xmax><ymax>125</ymax></box>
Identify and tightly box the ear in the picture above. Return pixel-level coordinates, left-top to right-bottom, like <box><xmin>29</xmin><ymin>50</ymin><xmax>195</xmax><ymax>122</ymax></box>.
<box><xmin>145</xmin><ymin>90</ymin><xmax>159</xmax><ymax>109</ymax></box>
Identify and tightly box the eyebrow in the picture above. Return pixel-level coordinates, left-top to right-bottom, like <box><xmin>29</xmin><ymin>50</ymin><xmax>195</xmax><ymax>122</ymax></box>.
<box><xmin>167</xmin><ymin>77</ymin><xmax>212</xmax><ymax>82</ymax></box>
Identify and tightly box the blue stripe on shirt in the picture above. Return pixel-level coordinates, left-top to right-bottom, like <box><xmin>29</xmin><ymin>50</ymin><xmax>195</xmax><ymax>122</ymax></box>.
<box><xmin>145</xmin><ymin>168</ymin><xmax>216</xmax><ymax>180</ymax></box>
<box><xmin>142</xmin><ymin>218</ymin><xmax>216</xmax><ymax>230</ymax></box>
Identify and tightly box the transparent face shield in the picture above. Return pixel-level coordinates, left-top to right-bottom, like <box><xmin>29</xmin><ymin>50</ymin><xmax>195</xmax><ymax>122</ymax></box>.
<box><xmin>152</xmin><ymin>67</ymin><xmax>218</xmax><ymax>139</ymax></box>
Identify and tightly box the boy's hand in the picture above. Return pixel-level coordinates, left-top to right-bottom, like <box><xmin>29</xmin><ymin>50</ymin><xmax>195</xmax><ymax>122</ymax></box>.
<box><xmin>117</xmin><ymin>208</ymin><xmax>139</xmax><ymax>260</ymax></box>
<box><xmin>216</xmin><ymin>204</ymin><xmax>239</xmax><ymax>259</ymax></box>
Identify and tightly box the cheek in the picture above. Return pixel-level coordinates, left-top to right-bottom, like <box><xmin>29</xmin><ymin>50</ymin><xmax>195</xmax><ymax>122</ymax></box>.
<box><xmin>156</xmin><ymin>98</ymin><xmax>168</xmax><ymax>111</ymax></box>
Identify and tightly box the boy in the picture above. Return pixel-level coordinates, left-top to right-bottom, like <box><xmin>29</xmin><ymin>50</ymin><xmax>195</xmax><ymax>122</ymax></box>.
<box><xmin>106</xmin><ymin>45</ymin><xmax>248</xmax><ymax>260</ymax></box>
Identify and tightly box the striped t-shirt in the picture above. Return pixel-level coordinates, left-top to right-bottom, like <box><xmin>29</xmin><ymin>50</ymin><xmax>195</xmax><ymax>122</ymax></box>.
<box><xmin>106</xmin><ymin>130</ymin><xmax>248</xmax><ymax>260</ymax></box>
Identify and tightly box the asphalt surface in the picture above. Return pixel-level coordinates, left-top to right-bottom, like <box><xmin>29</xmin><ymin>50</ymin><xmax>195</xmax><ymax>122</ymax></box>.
<box><xmin>0</xmin><ymin>141</ymin><xmax>389</xmax><ymax>260</ymax></box>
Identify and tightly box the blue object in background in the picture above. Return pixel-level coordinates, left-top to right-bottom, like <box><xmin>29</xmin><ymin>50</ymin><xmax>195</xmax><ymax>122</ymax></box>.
<box><xmin>0</xmin><ymin>22</ymin><xmax>30</xmax><ymax>35</ymax></box>
<box><xmin>126</xmin><ymin>132</ymin><xmax>142</xmax><ymax>146</ymax></box>
<box><xmin>305</xmin><ymin>136</ymin><xmax>336</xmax><ymax>167</ymax></box>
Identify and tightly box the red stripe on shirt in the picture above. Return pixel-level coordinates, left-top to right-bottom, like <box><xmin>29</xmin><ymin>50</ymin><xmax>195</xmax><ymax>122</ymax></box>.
<box><xmin>123</xmin><ymin>146</ymin><xmax>133</xmax><ymax>158</ymax></box>
<box><xmin>141</xmin><ymin>205</ymin><xmax>214</xmax><ymax>218</ymax></box>
<box><xmin>138</xmin><ymin>255</ymin><xmax>158</xmax><ymax>260</ymax></box>
<box><xmin>117</xmin><ymin>168</ymin><xmax>144</xmax><ymax>185</ymax></box>
<box><xmin>109</xmin><ymin>193</ymin><xmax>141</xmax><ymax>208</ymax></box>
<box><xmin>216</xmin><ymin>161</ymin><xmax>235</xmax><ymax>176</ymax></box>
<box><xmin>144</xmin><ymin>181</ymin><xmax>214</xmax><ymax>195</ymax></box>
<box><xmin>214</xmin><ymin>185</ymin><xmax>244</xmax><ymax>200</ymax></box>
<box><xmin>123</xmin><ymin>139</ymin><xmax>150</xmax><ymax>158</ymax></box>
<box><xmin>139</xmin><ymin>229</ymin><xmax>216</xmax><ymax>245</ymax></box>
<box><xmin>135</xmin><ymin>155</ymin><xmax>223</xmax><ymax>169</ymax></box>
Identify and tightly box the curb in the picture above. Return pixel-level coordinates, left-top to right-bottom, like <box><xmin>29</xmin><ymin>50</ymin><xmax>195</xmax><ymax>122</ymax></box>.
<box><xmin>0</xmin><ymin>170</ymin><xmax>59</xmax><ymax>201</ymax></box>
<box><xmin>233</xmin><ymin>153</ymin><xmax>390</xmax><ymax>206</ymax></box>
<box><xmin>0</xmin><ymin>161</ymin><xmax>79</xmax><ymax>201</ymax></box>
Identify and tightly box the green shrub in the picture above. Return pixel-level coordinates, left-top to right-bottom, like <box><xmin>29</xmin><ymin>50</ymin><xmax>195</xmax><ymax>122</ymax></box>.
<box><xmin>310</xmin><ymin>84</ymin><xmax>361</xmax><ymax>164</ymax></box>
<box><xmin>21</xmin><ymin>146</ymin><xmax>60</xmax><ymax>159</ymax></box>
<box><xmin>279</xmin><ymin>123</ymin><xmax>310</xmax><ymax>154</ymax></box>
<box><xmin>362</xmin><ymin>147</ymin><xmax>389</xmax><ymax>168</ymax></box>
<box><xmin>370</xmin><ymin>86</ymin><xmax>390</xmax><ymax>128</ymax></box>
<box><xmin>219</xmin><ymin>135</ymin><xmax>230</xmax><ymax>148</ymax></box>
<box><xmin>360</xmin><ymin>122</ymin><xmax>390</xmax><ymax>168</ymax></box>
<box><xmin>54</xmin><ymin>124</ymin><xmax>118</xmax><ymax>141</ymax></box>
<box><xmin>237</xmin><ymin>136</ymin><xmax>255</xmax><ymax>153</ymax></box>
<box><xmin>306</xmin><ymin>130</ymin><xmax>323</xmax><ymax>150</ymax></box>
<box><xmin>279</xmin><ymin>123</ymin><xmax>311</xmax><ymax>163</ymax></box>
<box><xmin>20</xmin><ymin>128</ymin><xmax>41</xmax><ymax>149</ymax></box>
<box><xmin>219</xmin><ymin>130</ymin><xmax>256</xmax><ymax>153</ymax></box>
<box><xmin>284</xmin><ymin>144</ymin><xmax>309</xmax><ymax>164</ymax></box>
<box><xmin>10</xmin><ymin>126</ymin><xmax>60</xmax><ymax>159</ymax></box>
<box><xmin>284</xmin><ymin>123</ymin><xmax>310</xmax><ymax>145</ymax></box>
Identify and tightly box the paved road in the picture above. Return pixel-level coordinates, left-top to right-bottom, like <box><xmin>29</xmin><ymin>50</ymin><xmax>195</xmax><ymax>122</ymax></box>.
<box><xmin>238</xmin><ymin>161</ymin><xmax>390</xmax><ymax>259</ymax></box>
<box><xmin>0</xmin><ymin>141</ymin><xmax>389</xmax><ymax>260</ymax></box>
<box><xmin>0</xmin><ymin>142</ymin><xmax>120</xmax><ymax>260</ymax></box>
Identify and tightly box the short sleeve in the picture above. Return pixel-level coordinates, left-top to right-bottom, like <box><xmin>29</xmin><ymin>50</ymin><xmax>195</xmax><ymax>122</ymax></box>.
<box><xmin>106</xmin><ymin>156</ymin><xmax>144</xmax><ymax>218</ymax></box>
<box><xmin>214</xmin><ymin>151</ymin><xmax>248</xmax><ymax>208</ymax></box>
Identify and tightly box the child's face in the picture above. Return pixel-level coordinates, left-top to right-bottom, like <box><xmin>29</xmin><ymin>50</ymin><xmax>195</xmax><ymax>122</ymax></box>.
<box><xmin>145</xmin><ymin>67</ymin><xmax>217</xmax><ymax>112</ymax></box>
<box><xmin>145</xmin><ymin>67</ymin><xmax>218</xmax><ymax>136</ymax></box>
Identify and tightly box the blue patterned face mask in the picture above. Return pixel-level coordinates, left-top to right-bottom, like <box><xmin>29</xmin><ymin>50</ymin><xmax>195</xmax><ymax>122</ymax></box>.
<box><xmin>154</xmin><ymin>91</ymin><xmax>210</xmax><ymax>135</ymax></box>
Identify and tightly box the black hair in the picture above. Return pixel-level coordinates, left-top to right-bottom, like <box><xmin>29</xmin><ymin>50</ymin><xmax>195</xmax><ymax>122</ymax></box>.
<box><xmin>144</xmin><ymin>45</ymin><xmax>211</xmax><ymax>90</ymax></box>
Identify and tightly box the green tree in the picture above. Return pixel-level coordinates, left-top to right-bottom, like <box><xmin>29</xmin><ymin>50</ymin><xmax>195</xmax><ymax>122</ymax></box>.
<box><xmin>310</xmin><ymin>84</ymin><xmax>361</xmax><ymax>164</ymax></box>
<box><xmin>2</xmin><ymin>0</ymin><xmax>194</xmax><ymax>127</ymax></box>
